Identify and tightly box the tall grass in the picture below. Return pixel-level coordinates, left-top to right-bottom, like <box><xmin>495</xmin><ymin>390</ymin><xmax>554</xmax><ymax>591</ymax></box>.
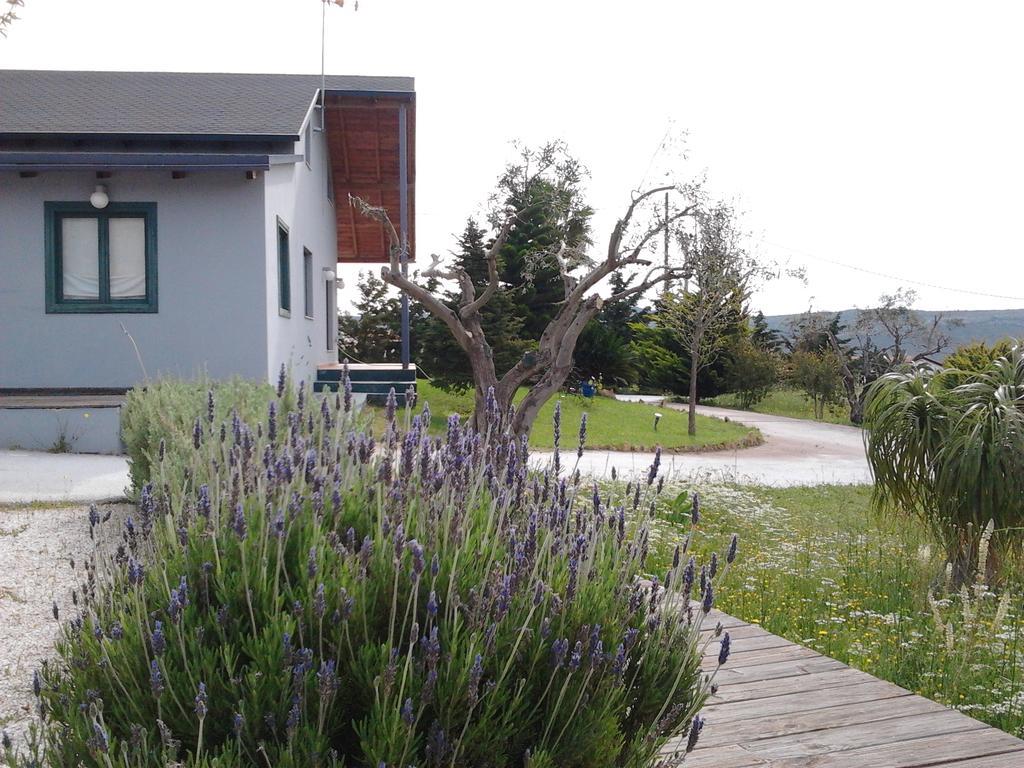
<box><xmin>647</xmin><ymin>484</ymin><xmax>1024</xmax><ymax>737</ymax></box>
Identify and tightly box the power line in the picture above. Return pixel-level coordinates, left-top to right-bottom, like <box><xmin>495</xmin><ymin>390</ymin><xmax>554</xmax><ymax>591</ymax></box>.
<box><xmin>764</xmin><ymin>240</ymin><xmax>1024</xmax><ymax>304</ymax></box>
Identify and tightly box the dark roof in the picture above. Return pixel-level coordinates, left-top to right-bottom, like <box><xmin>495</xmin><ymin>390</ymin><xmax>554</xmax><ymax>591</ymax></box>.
<box><xmin>0</xmin><ymin>70</ymin><xmax>414</xmax><ymax>139</ymax></box>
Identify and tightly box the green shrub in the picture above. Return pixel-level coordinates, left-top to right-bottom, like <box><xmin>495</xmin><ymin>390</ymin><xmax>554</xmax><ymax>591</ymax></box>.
<box><xmin>121</xmin><ymin>375</ymin><xmax>291</xmax><ymax>494</ymax></box>
<box><xmin>10</xmin><ymin>378</ymin><xmax>735</xmax><ymax>767</ymax></box>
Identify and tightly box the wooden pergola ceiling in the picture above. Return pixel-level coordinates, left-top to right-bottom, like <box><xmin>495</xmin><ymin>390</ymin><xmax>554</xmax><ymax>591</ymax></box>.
<box><xmin>325</xmin><ymin>94</ymin><xmax>415</xmax><ymax>264</ymax></box>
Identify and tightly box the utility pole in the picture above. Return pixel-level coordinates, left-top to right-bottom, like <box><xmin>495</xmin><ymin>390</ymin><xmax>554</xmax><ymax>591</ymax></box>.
<box><xmin>663</xmin><ymin>192</ymin><xmax>671</xmax><ymax>295</ymax></box>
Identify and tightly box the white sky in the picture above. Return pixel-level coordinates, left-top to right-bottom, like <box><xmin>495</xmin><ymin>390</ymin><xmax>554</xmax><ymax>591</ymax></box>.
<box><xmin>4</xmin><ymin>0</ymin><xmax>1024</xmax><ymax>315</ymax></box>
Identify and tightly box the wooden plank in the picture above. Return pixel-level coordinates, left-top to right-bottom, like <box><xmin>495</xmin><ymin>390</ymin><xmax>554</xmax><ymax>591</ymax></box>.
<box><xmin>673</xmin><ymin>744</ymin><xmax>768</xmax><ymax>768</ymax></box>
<box><xmin>701</xmin><ymin>643</ymin><xmax>822</xmax><ymax>671</ymax></box>
<box><xmin>701</xmin><ymin>679</ymin><xmax>911</xmax><ymax>724</ymax></box>
<box><xmin>700</xmin><ymin>623</ymin><xmax>770</xmax><ymax>640</ymax></box>
<box><xmin>694</xmin><ymin>694</ymin><xmax>948</xmax><ymax>750</ymax></box>
<box><xmin>702</xmin><ymin>632</ymin><xmax>793</xmax><ymax>658</ymax></box>
<box><xmin>738</xmin><ymin>709</ymin><xmax>989</xmax><ymax>760</ymax></box>
<box><xmin>710</xmin><ymin>667</ymin><xmax>878</xmax><ymax>704</ymax></box>
<box><xmin>936</xmin><ymin>752</ymin><xmax>1024</xmax><ymax>766</ymax></box>
<box><xmin>713</xmin><ymin>656</ymin><xmax>848</xmax><ymax>686</ymax></box>
<box><xmin>766</xmin><ymin>728</ymin><xmax>1024</xmax><ymax>767</ymax></box>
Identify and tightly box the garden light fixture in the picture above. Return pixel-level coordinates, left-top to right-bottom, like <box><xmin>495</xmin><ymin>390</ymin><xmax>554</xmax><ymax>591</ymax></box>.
<box><xmin>89</xmin><ymin>184</ymin><xmax>109</xmax><ymax>209</ymax></box>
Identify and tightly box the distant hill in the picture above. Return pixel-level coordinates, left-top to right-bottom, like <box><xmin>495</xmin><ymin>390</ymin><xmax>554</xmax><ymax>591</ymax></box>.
<box><xmin>763</xmin><ymin>308</ymin><xmax>1024</xmax><ymax>358</ymax></box>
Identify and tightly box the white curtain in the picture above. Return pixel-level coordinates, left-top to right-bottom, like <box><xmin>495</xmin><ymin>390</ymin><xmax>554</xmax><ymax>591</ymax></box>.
<box><xmin>108</xmin><ymin>217</ymin><xmax>147</xmax><ymax>299</ymax></box>
<box><xmin>61</xmin><ymin>218</ymin><xmax>99</xmax><ymax>299</ymax></box>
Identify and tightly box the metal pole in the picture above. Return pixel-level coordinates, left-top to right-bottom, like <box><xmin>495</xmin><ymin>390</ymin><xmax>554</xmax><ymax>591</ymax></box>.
<box><xmin>398</xmin><ymin>103</ymin><xmax>410</xmax><ymax>369</ymax></box>
<box><xmin>663</xmin><ymin>192</ymin><xmax>671</xmax><ymax>294</ymax></box>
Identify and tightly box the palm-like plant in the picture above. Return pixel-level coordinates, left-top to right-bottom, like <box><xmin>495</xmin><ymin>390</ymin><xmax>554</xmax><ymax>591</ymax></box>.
<box><xmin>864</xmin><ymin>342</ymin><xmax>1024</xmax><ymax>579</ymax></box>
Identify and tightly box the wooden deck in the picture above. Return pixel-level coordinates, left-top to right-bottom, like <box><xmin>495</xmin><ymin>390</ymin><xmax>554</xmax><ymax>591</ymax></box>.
<box><xmin>673</xmin><ymin>609</ymin><xmax>1024</xmax><ymax>767</ymax></box>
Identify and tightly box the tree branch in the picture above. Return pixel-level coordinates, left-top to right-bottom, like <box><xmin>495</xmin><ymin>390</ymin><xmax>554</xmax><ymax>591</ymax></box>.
<box><xmin>350</xmin><ymin>195</ymin><xmax>475</xmax><ymax>350</ymax></box>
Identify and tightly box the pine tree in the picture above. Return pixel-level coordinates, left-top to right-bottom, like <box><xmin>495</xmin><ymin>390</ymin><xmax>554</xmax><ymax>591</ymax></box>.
<box><xmin>498</xmin><ymin>178</ymin><xmax>594</xmax><ymax>341</ymax></box>
<box><xmin>337</xmin><ymin>271</ymin><xmax>401</xmax><ymax>362</ymax></box>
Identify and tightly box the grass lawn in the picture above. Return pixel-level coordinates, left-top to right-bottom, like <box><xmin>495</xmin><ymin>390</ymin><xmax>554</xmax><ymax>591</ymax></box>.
<box><xmin>647</xmin><ymin>482</ymin><xmax>1024</xmax><ymax>738</ymax></box>
<box><xmin>703</xmin><ymin>387</ymin><xmax>855</xmax><ymax>426</ymax></box>
<box><xmin>369</xmin><ymin>381</ymin><xmax>761</xmax><ymax>452</ymax></box>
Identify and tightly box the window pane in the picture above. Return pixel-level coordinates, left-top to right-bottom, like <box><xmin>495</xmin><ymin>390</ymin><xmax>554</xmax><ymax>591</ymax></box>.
<box><xmin>109</xmin><ymin>217</ymin><xmax>147</xmax><ymax>299</ymax></box>
<box><xmin>304</xmin><ymin>250</ymin><xmax>314</xmax><ymax>317</ymax></box>
<box><xmin>278</xmin><ymin>224</ymin><xmax>290</xmax><ymax>312</ymax></box>
<box><xmin>60</xmin><ymin>217</ymin><xmax>100</xmax><ymax>299</ymax></box>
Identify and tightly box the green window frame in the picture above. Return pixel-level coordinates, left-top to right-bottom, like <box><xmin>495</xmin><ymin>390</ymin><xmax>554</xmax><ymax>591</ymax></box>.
<box><xmin>277</xmin><ymin>218</ymin><xmax>291</xmax><ymax>316</ymax></box>
<box><xmin>44</xmin><ymin>201</ymin><xmax>158</xmax><ymax>314</ymax></box>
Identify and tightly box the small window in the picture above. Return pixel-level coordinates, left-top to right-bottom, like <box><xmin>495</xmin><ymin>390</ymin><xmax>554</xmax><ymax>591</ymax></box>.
<box><xmin>45</xmin><ymin>202</ymin><xmax>157</xmax><ymax>313</ymax></box>
<box><xmin>277</xmin><ymin>219</ymin><xmax>291</xmax><ymax>316</ymax></box>
<box><xmin>304</xmin><ymin>121</ymin><xmax>312</xmax><ymax>169</ymax></box>
<box><xmin>325</xmin><ymin>272</ymin><xmax>337</xmax><ymax>352</ymax></box>
<box><xmin>303</xmin><ymin>248</ymin><xmax>314</xmax><ymax>319</ymax></box>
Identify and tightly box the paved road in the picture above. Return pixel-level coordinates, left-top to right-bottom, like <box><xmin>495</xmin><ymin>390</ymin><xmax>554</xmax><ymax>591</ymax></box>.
<box><xmin>0</xmin><ymin>450</ymin><xmax>130</xmax><ymax>504</ymax></box>
<box><xmin>531</xmin><ymin>401</ymin><xmax>872</xmax><ymax>486</ymax></box>
<box><xmin>0</xmin><ymin>402</ymin><xmax>870</xmax><ymax>502</ymax></box>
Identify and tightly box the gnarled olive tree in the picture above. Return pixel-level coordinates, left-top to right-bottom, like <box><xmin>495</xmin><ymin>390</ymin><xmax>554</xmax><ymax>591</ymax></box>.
<box><xmin>352</xmin><ymin>144</ymin><xmax>701</xmax><ymax>436</ymax></box>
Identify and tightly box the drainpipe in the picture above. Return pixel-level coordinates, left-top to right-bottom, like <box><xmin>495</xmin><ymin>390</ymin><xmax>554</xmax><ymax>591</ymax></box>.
<box><xmin>398</xmin><ymin>102</ymin><xmax>410</xmax><ymax>370</ymax></box>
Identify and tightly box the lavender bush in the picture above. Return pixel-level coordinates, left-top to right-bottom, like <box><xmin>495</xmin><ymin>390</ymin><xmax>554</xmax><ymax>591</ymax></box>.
<box><xmin>9</xmin><ymin>369</ymin><xmax>735</xmax><ymax>767</ymax></box>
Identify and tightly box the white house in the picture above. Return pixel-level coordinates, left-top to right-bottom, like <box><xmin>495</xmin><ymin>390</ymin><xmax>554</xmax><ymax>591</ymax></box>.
<box><xmin>0</xmin><ymin>70</ymin><xmax>416</xmax><ymax>452</ymax></box>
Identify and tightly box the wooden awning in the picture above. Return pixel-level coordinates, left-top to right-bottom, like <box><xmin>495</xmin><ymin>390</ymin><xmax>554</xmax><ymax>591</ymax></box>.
<box><xmin>324</xmin><ymin>93</ymin><xmax>415</xmax><ymax>264</ymax></box>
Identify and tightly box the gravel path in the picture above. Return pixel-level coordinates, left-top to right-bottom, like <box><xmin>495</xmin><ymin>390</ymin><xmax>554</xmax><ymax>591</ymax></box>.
<box><xmin>0</xmin><ymin>502</ymin><xmax>128</xmax><ymax>745</ymax></box>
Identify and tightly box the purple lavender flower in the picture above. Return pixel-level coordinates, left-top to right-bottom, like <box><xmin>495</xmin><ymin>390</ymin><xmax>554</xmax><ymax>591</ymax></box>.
<box><xmin>232</xmin><ymin>503</ymin><xmax>247</xmax><ymax>541</ymax></box>
<box><xmin>467</xmin><ymin>654</ymin><xmax>484</xmax><ymax>708</ymax></box>
<box><xmin>426</xmin><ymin>722</ymin><xmax>448</xmax><ymax>765</ymax></box>
<box><xmin>685</xmin><ymin>715</ymin><xmax>704</xmax><ymax>752</ymax></box>
<box><xmin>233</xmin><ymin>712</ymin><xmax>245</xmax><ymax>736</ymax></box>
<box><xmin>407</xmin><ymin>539</ymin><xmax>425</xmax><ymax>580</ymax></box>
<box><xmin>207</xmin><ymin>389</ymin><xmax>216</xmax><ymax>424</ymax></box>
<box><xmin>91</xmin><ymin>722</ymin><xmax>109</xmax><ymax>754</ymax></box>
<box><xmin>109</xmin><ymin>621</ymin><xmax>124</xmax><ymax>641</ymax></box>
<box><xmin>194</xmin><ymin>682</ymin><xmax>208</xmax><ymax>717</ymax></box>
<box><xmin>197</xmin><ymin>484</ymin><xmax>211</xmax><ymax>519</ymax></box>
<box><xmin>709</xmin><ymin>551</ymin><xmax>719</xmax><ymax>579</ymax></box>
<box><xmin>612</xmin><ymin>644</ymin><xmax>627</xmax><ymax>679</ymax></box>
<box><xmin>286</xmin><ymin>696</ymin><xmax>301</xmax><ymax>735</ymax></box>
<box><xmin>314</xmin><ymin>583</ymin><xmax>326</xmax><ymax>618</ymax></box>
<box><xmin>647</xmin><ymin>446</ymin><xmax>662</xmax><ymax>486</ymax></box>
<box><xmin>127</xmin><ymin>557</ymin><xmax>145</xmax><ymax>587</ymax></box>
<box><xmin>577</xmin><ymin>412</ymin><xmax>587</xmax><ymax>458</ymax></box>
<box><xmin>152</xmin><ymin>621</ymin><xmax>166</xmax><ymax>656</ymax></box>
<box><xmin>305</xmin><ymin>448</ymin><xmax>317</xmax><ymax>483</ymax></box>
<box><xmin>718</xmin><ymin>632</ymin><xmax>732</xmax><ymax>666</ymax></box>
<box><xmin>401</xmin><ymin>697</ymin><xmax>415</xmax><ymax>726</ymax></box>
<box><xmin>568</xmin><ymin>641</ymin><xmax>583</xmax><ymax>671</ymax></box>
<box><xmin>727</xmin><ymin>533</ymin><xmax>739</xmax><ymax>564</ymax></box>
<box><xmin>427</xmin><ymin>590</ymin><xmax>438</xmax><ymax>618</ymax></box>
<box><xmin>702</xmin><ymin>581</ymin><xmax>714</xmax><ymax>614</ymax></box>
<box><xmin>149</xmin><ymin>659</ymin><xmax>164</xmax><ymax>698</ymax></box>
<box><xmin>268</xmin><ymin>401</ymin><xmax>278</xmax><ymax>442</ymax></box>
<box><xmin>385</xmin><ymin>388</ymin><xmax>398</xmax><ymax>424</ymax></box>
<box><xmin>317</xmin><ymin>659</ymin><xmax>338</xmax><ymax>699</ymax></box>
<box><xmin>32</xmin><ymin>670</ymin><xmax>41</xmax><ymax>697</ymax></box>
<box><xmin>691</xmin><ymin>492</ymin><xmax>701</xmax><ymax>525</ymax></box>
<box><xmin>343</xmin><ymin>370</ymin><xmax>353</xmax><ymax>413</ymax></box>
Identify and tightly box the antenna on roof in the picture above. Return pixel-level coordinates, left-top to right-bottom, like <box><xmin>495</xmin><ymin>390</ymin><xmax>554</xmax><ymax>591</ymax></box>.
<box><xmin>318</xmin><ymin>0</ymin><xmax>358</xmax><ymax>131</ymax></box>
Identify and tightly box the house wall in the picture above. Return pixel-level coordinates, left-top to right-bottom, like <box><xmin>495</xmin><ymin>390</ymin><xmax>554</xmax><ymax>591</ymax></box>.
<box><xmin>0</xmin><ymin>170</ymin><xmax>268</xmax><ymax>388</ymax></box>
<box><xmin>263</xmin><ymin>108</ymin><xmax>340</xmax><ymax>383</ymax></box>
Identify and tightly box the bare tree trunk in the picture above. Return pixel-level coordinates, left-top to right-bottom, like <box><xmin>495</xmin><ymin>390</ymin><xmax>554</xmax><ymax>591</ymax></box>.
<box><xmin>688</xmin><ymin>350</ymin><xmax>699</xmax><ymax>436</ymax></box>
